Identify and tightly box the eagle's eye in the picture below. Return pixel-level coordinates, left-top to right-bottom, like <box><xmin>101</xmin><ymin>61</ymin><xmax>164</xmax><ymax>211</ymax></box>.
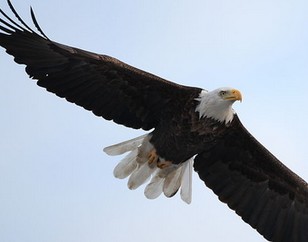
<box><xmin>220</xmin><ymin>91</ymin><xmax>227</xmax><ymax>96</ymax></box>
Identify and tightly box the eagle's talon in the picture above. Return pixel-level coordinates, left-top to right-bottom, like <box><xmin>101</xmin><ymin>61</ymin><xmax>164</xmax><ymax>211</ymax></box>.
<box><xmin>157</xmin><ymin>160</ymin><xmax>172</xmax><ymax>169</ymax></box>
<box><xmin>148</xmin><ymin>149</ymin><xmax>158</xmax><ymax>165</ymax></box>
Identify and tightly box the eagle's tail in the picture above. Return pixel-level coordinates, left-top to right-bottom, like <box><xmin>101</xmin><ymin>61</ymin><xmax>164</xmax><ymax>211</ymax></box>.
<box><xmin>103</xmin><ymin>134</ymin><xmax>193</xmax><ymax>204</ymax></box>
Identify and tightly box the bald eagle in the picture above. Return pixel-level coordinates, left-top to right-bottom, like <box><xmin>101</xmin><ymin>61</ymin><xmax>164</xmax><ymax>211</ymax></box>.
<box><xmin>0</xmin><ymin>1</ymin><xmax>307</xmax><ymax>241</ymax></box>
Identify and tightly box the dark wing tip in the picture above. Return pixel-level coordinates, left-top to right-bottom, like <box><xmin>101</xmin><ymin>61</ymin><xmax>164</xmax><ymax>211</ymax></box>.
<box><xmin>30</xmin><ymin>6</ymin><xmax>48</xmax><ymax>39</ymax></box>
<box><xmin>0</xmin><ymin>0</ymin><xmax>48</xmax><ymax>39</ymax></box>
<box><xmin>6</xmin><ymin>0</ymin><xmax>34</xmax><ymax>32</ymax></box>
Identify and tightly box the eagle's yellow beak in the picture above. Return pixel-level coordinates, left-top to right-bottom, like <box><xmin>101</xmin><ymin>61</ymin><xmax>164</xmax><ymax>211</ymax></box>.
<box><xmin>224</xmin><ymin>89</ymin><xmax>242</xmax><ymax>102</ymax></box>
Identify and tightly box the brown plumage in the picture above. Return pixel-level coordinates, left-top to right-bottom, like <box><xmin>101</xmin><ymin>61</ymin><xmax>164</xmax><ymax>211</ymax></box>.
<box><xmin>1</xmin><ymin>1</ymin><xmax>308</xmax><ymax>241</ymax></box>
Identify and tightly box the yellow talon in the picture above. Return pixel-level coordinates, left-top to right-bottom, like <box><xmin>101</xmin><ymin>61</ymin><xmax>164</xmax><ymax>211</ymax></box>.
<box><xmin>148</xmin><ymin>149</ymin><xmax>172</xmax><ymax>169</ymax></box>
<box><xmin>157</xmin><ymin>160</ymin><xmax>172</xmax><ymax>169</ymax></box>
<box><xmin>148</xmin><ymin>149</ymin><xmax>158</xmax><ymax>165</ymax></box>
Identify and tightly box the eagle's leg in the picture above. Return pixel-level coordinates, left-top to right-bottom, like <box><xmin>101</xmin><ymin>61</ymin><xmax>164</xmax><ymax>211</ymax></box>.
<box><xmin>147</xmin><ymin>149</ymin><xmax>172</xmax><ymax>169</ymax></box>
<box><xmin>148</xmin><ymin>149</ymin><xmax>159</xmax><ymax>165</ymax></box>
<box><xmin>157</xmin><ymin>159</ymin><xmax>172</xmax><ymax>169</ymax></box>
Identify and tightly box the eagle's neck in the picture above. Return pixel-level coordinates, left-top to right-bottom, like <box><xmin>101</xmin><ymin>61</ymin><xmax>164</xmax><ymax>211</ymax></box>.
<box><xmin>195</xmin><ymin>90</ymin><xmax>235</xmax><ymax>124</ymax></box>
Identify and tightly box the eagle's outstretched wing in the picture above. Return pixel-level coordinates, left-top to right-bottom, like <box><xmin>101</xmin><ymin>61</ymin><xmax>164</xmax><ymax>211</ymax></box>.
<box><xmin>194</xmin><ymin>115</ymin><xmax>308</xmax><ymax>242</ymax></box>
<box><xmin>2</xmin><ymin>2</ymin><xmax>308</xmax><ymax>241</ymax></box>
<box><xmin>0</xmin><ymin>0</ymin><xmax>200</xmax><ymax>130</ymax></box>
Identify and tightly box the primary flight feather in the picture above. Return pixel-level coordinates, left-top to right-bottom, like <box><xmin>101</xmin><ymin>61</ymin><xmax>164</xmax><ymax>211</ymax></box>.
<box><xmin>0</xmin><ymin>1</ymin><xmax>307</xmax><ymax>241</ymax></box>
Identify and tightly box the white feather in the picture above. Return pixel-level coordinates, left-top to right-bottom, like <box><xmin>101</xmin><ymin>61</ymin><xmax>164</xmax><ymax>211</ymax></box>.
<box><xmin>127</xmin><ymin>162</ymin><xmax>157</xmax><ymax>190</ymax></box>
<box><xmin>136</xmin><ymin>135</ymin><xmax>153</xmax><ymax>165</ymax></box>
<box><xmin>104</xmin><ymin>133</ymin><xmax>194</xmax><ymax>203</ymax></box>
<box><xmin>144</xmin><ymin>174</ymin><xmax>164</xmax><ymax>199</ymax></box>
<box><xmin>144</xmin><ymin>165</ymin><xmax>177</xmax><ymax>199</ymax></box>
<box><xmin>163</xmin><ymin>166</ymin><xmax>183</xmax><ymax>197</ymax></box>
<box><xmin>113</xmin><ymin>149</ymin><xmax>138</xmax><ymax>179</ymax></box>
<box><xmin>103</xmin><ymin>134</ymin><xmax>147</xmax><ymax>156</ymax></box>
<box><xmin>180</xmin><ymin>158</ymin><xmax>193</xmax><ymax>204</ymax></box>
<box><xmin>195</xmin><ymin>88</ymin><xmax>235</xmax><ymax>123</ymax></box>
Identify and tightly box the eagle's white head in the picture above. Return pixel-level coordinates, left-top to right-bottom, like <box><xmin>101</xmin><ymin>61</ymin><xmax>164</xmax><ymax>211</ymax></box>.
<box><xmin>195</xmin><ymin>87</ymin><xmax>242</xmax><ymax>124</ymax></box>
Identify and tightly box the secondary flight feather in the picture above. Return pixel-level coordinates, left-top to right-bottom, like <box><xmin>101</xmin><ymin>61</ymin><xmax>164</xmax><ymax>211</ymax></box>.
<box><xmin>1</xmin><ymin>1</ymin><xmax>307</xmax><ymax>241</ymax></box>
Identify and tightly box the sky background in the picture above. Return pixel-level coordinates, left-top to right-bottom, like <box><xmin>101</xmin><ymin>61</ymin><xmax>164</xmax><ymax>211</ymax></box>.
<box><xmin>1</xmin><ymin>0</ymin><xmax>308</xmax><ymax>241</ymax></box>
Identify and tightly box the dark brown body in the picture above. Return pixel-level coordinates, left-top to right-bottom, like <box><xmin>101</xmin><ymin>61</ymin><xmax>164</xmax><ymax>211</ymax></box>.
<box><xmin>1</xmin><ymin>2</ymin><xmax>308</xmax><ymax>241</ymax></box>
<box><xmin>151</xmin><ymin>94</ymin><xmax>229</xmax><ymax>164</ymax></box>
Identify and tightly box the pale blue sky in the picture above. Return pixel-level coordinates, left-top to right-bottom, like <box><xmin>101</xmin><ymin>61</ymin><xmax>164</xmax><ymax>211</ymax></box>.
<box><xmin>1</xmin><ymin>1</ymin><xmax>308</xmax><ymax>242</ymax></box>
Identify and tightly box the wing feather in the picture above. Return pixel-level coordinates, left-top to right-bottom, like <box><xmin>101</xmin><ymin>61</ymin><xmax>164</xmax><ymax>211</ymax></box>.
<box><xmin>194</xmin><ymin>115</ymin><xmax>308</xmax><ymax>242</ymax></box>
<box><xmin>0</xmin><ymin>1</ymin><xmax>200</xmax><ymax>130</ymax></box>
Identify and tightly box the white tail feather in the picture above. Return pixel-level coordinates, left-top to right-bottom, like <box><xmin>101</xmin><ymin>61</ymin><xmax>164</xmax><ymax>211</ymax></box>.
<box><xmin>103</xmin><ymin>134</ymin><xmax>147</xmax><ymax>156</ymax></box>
<box><xmin>180</xmin><ymin>158</ymin><xmax>193</xmax><ymax>204</ymax></box>
<box><xmin>163</xmin><ymin>166</ymin><xmax>182</xmax><ymax>197</ymax></box>
<box><xmin>136</xmin><ymin>135</ymin><xmax>153</xmax><ymax>165</ymax></box>
<box><xmin>144</xmin><ymin>175</ymin><xmax>164</xmax><ymax>199</ymax></box>
<box><xmin>104</xmin><ymin>133</ymin><xmax>194</xmax><ymax>203</ymax></box>
<box><xmin>144</xmin><ymin>165</ymin><xmax>177</xmax><ymax>199</ymax></box>
<box><xmin>127</xmin><ymin>162</ymin><xmax>156</xmax><ymax>190</ymax></box>
<box><xmin>113</xmin><ymin>149</ymin><xmax>138</xmax><ymax>179</ymax></box>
